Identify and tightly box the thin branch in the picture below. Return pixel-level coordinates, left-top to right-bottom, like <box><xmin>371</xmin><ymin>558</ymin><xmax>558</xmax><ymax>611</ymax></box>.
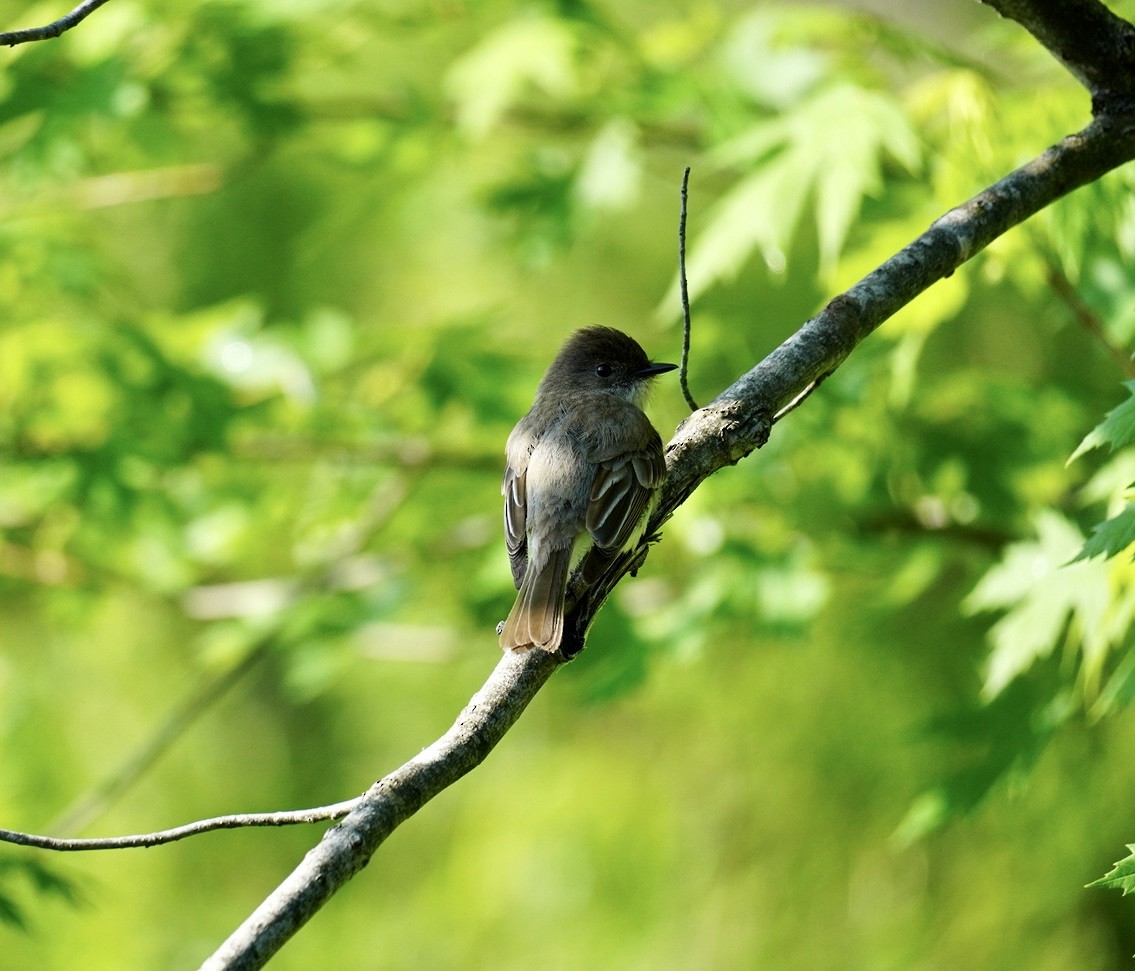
<box><xmin>653</xmin><ymin>112</ymin><xmax>1135</xmax><ymax>531</ymax></box>
<box><xmin>678</xmin><ymin>166</ymin><xmax>699</xmax><ymax>411</ymax></box>
<box><xmin>771</xmin><ymin>376</ymin><xmax>824</xmax><ymax>424</ymax></box>
<box><xmin>0</xmin><ymin>0</ymin><xmax>110</xmax><ymax>47</ymax></box>
<box><xmin>1</xmin><ymin>802</ymin><xmax>360</xmax><ymax>852</ymax></box>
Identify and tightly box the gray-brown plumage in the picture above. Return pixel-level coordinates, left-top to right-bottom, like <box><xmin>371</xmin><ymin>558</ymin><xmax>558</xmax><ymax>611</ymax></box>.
<box><xmin>499</xmin><ymin>326</ymin><xmax>676</xmax><ymax>653</ymax></box>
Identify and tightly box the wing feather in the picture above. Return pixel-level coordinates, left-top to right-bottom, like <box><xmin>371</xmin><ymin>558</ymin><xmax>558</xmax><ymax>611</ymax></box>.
<box><xmin>585</xmin><ymin>435</ymin><xmax>665</xmax><ymax>551</ymax></box>
<box><xmin>502</xmin><ymin>464</ymin><xmax>528</xmax><ymax>588</ymax></box>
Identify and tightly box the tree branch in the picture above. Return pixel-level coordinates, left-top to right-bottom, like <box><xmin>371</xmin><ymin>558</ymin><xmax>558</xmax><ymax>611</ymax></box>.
<box><xmin>981</xmin><ymin>0</ymin><xmax>1135</xmax><ymax>112</ymax></box>
<box><xmin>558</xmin><ymin>110</ymin><xmax>1135</xmax><ymax>654</ymax></box>
<box><xmin>197</xmin><ymin>647</ymin><xmax>557</xmax><ymax>970</ymax></box>
<box><xmin>0</xmin><ymin>802</ymin><xmax>359</xmax><ymax>852</ymax></box>
<box><xmin>0</xmin><ymin>0</ymin><xmax>110</xmax><ymax>47</ymax></box>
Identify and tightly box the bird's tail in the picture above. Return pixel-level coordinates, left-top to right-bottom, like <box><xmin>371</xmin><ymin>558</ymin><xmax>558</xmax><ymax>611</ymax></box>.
<box><xmin>499</xmin><ymin>547</ymin><xmax>571</xmax><ymax>652</ymax></box>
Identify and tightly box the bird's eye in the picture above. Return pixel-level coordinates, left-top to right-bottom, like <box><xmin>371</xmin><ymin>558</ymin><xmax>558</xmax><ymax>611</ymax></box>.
<box><xmin>595</xmin><ymin>363</ymin><xmax>613</xmax><ymax>378</ymax></box>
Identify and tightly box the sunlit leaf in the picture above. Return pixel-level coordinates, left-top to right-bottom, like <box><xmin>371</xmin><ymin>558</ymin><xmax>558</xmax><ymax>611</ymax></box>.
<box><xmin>574</xmin><ymin>118</ymin><xmax>641</xmax><ymax>211</ymax></box>
<box><xmin>665</xmin><ymin>82</ymin><xmax>919</xmax><ymax>310</ymax></box>
<box><xmin>965</xmin><ymin>511</ymin><xmax>1135</xmax><ymax>699</ymax></box>
<box><xmin>446</xmin><ymin>16</ymin><xmax>578</xmax><ymax>137</ymax></box>
<box><xmin>1088</xmin><ymin>846</ymin><xmax>1135</xmax><ymax>895</ymax></box>
<box><xmin>1076</xmin><ymin>504</ymin><xmax>1135</xmax><ymax>561</ymax></box>
<box><xmin>1069</xmin><ymin>380</ymin><xmax>1135</xmax><ymax>461</ymax></box>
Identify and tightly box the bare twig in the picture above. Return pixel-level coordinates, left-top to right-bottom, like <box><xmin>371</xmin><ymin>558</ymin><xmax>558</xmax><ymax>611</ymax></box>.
<box><xmin>678</xmin><ymin>166</ymin><xmax>699</xmax><ymax>411</ymax></box>
<box><xmin>0</xmin><ymin>0</ymin><xmax>111</xmax><ymax>47</ymax></box>
<box><xmin>772</xmin><ymin>376</ymin><xmax>824</xmax><ymax>424</ymax></box>
<box><xmin>1</xmin><ymin>801</ymin><xmax>359</xmax><ymax>852</ymax></box>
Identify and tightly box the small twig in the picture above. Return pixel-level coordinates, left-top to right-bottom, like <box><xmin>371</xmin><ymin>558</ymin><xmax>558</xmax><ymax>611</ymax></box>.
<box><xmin>0</xmin><ymin>801</ymin><xmax>361</xmax><ymax>852</ymax></box>
<box><xmin>0</xmin><ymin>0</ymin><xmax>111</xmax><ymax>47</ymax></box>
<box><xmin>772</xmin><ymin>374</ymin><xmax>827</xmax><ymax>424</ymax></box>
<box><xmin>678</xmin><ymin>166</ymin><xmax>699</xmax><ymax>411</ymax></box>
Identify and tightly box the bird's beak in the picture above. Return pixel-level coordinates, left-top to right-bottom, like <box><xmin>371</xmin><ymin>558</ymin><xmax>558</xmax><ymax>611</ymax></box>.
<box><xmin>638</xmin><ymin>361</ymin><xmax>678</xmax><ymax>378</ymax></box>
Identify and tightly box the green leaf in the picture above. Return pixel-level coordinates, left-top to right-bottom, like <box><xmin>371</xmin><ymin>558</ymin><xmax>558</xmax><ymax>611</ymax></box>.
<box><xmin>1075</xmin><ymin>504</ymin><xmax>1135</xmax><ymax>561</ymax></box>
<box><xmin>1069</xmin><ymin>380</ymin><xmax>1135</xmax><ymax>461</ymax></box>
<box><xmin>1088</xmin><ymin>846</ymin><xmax>1135</xmax><ymax>894</ymax></box>
<box><xmin>964</xmin><ymin>511</ymin><xmax>1133</xmax><ymax>699</ymax></box>
<box><xmin>895</xmin><ymin>677</ymin><xmax>1065</xmax><ymax>844</ymax></box>
<box><xmin>0</xmin><ymin>892</ymin><xmax>25</xmax><ymax>930</ymax></box>
<box><xmin>664</xmin><ymin>82</ymin><xmax>919</xmax><ymax>311</ymax></box>
<box><xmin>445</xmin><ymin>16</ymin><xmax>579</xmax><ymax>137</ymax></box>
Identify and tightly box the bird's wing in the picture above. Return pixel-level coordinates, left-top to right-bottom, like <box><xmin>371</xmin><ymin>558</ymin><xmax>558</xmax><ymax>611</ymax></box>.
<box><xmin>585</xmin><ymin>431</ymin><xmax>666</xmax><ymax>552</ymax></box>
<box><xmin>502</xmin><ymin>462</ymin><xmax>528</xmax><ymax>589</ymax></box>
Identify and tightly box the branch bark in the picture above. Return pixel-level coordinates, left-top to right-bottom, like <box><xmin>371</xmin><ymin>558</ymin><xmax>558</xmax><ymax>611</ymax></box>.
<box><xmin>0</xmin><ymin>0</ymin><xmax>110</xmax><ymax>47</ymax></box>
<box><xmin>982</xmin><ymin>0</ymin><xmax>1135</xmax><ymax>111</ymax></box>
<box><xmin>199</xmin><ymin>648</ymin><xmax>558</xmax><ymax>971</ymax></box>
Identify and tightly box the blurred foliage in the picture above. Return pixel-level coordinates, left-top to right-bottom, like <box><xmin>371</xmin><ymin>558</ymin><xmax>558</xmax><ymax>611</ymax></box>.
<box><xmin>2</xmin><ymin>0</ymin><xmax>1135</xmax><ymax>966</ymax></box>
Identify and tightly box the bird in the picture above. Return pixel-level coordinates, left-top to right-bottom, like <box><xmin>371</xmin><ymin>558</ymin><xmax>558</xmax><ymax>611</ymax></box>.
<box><xmin>499</xmin><ymin>326</ymin><xmax>676</xmax><ymax>653</ymax></box>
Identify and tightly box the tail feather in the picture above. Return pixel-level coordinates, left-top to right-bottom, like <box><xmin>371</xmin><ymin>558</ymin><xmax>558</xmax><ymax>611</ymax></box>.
<box><xmin>499</xmin><ymin>547</ymin><xmax>571</xmax><ymax>652</ymax></box>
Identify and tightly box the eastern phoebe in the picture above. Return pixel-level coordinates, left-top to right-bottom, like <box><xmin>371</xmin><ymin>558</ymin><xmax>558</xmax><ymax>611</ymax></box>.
<box><xmin>499</xmin><ymin>326</ymin><xmax>677</xmax><ymax>653</ymax></box>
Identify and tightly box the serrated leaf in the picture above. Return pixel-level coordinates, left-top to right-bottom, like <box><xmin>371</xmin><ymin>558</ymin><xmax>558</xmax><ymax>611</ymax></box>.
<box><xmin>660</xmin><ymin>82</ymin><xmax>919</xmax><ymax>314</ymax></box>
<box><xmin>965</xmin><ymin>512</ymin><xmax>1126</xmax><ymax>698</ymax></box>
<box><xmin>810</xmin><ymin>85</ymin><xmax>921</xmax><ymax>268</ymax></box>
<box><xmin>1069</xmin><ymin>380</ymin><xmax>1135</xmax><ymax>462</ymax></box>
<box><xmin>1077</xmin><ymin>450</ymin><xmax>1135</xmax><ymax>505</ymax></box>
<box><xmin>1075</xmin><ymin>504</ymin><xmax>1135</xmax><ymax>561</ymax></box>
<box><xmin>1089</xmin><ymin>846</ymin><xmax>1135</xmax><ymax>894</ymax></box>
<box><xmin>677</xmin><ymin>151</ymin><xmax>811</xmax><ymax>296</ymax></box>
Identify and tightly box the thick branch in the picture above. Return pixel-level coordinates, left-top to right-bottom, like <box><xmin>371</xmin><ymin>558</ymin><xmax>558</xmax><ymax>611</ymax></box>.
<box><xmin>981</xmin><ymin>0</ymin><xmax>1135</xmax><ymax>111</ymax></box>
<box><xmin>0</xmin><ymin>0</ymin><xmax>110</xmax><ymax>47</ymax></box>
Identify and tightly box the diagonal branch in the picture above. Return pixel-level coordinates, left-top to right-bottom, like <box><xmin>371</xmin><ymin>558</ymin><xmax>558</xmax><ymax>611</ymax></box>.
<box><xmin>0</xmin><ymin>0</ymin><xmax>111</xmax><ymax>47</ymax></box>
<box><xmin>198</xmin><ymin>648</ymin><xmax>558</xmax><ymax>971</ymax></box>
<box><xmin>564</xmin><ymin>111</ymin><xmax>1135</xmax><ymax>653</ymax></box>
